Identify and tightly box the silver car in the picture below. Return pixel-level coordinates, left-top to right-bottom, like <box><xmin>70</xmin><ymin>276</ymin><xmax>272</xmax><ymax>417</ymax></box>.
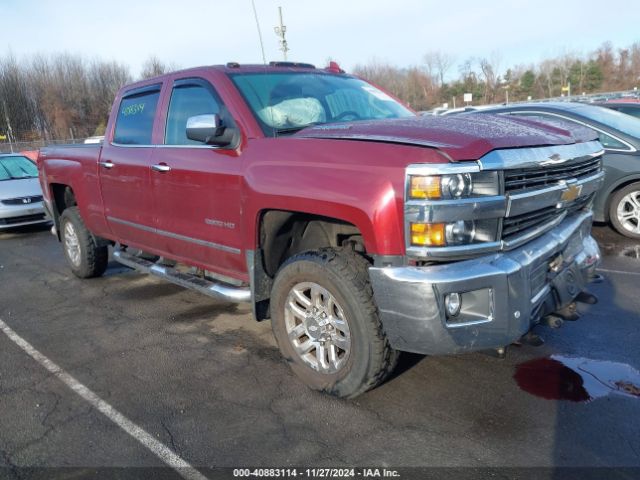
<box><xmin>0</xmin><ymin>154</ymin><xmax>50</xmax><ymax>229</ymax></box>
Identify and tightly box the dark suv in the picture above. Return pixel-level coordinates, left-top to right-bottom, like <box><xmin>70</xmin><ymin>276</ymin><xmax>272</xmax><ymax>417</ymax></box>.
<box><xmin>469</xmin><ymin>102</ymin><xmax>640</xmax><ymax>239</ymax></box>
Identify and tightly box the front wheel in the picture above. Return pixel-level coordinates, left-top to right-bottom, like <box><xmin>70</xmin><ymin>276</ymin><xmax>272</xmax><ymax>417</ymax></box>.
<box><xmin>609</xmin><ymin>182</ymin><xmax>640</xmax><ymax>239</ymax></box>
<box><xmin>270</xmin><ymin>248</ymin><xmax>397</xmax><ymax>398</ymax></box>
<box><xmin>60</xmin><ymin>207</ymin><xmax>108</xmax><ymax>278</ymax></box>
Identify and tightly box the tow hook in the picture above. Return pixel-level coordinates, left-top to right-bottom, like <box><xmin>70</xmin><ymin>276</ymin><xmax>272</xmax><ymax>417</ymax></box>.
<box><xmin>543</xmin><ymin>314</ymin><xmax>564</xmax><ymax>329</ymax></box>
<box><xmin>555</xmin><ymin>302</ymin><xmax>580</xmax><ymax>321</ymax></box>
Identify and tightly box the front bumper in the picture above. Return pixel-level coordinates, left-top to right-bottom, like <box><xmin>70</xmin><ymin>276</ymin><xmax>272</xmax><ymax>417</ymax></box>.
<box><xmin>0</xmin><ymin>202</ymin><xmax>49</xmax><ymax>230</ymax></box>
<box><xmin>369</xmin><ymin>211</ymin><xmax>600</xmax><ymax>355</ymax></box>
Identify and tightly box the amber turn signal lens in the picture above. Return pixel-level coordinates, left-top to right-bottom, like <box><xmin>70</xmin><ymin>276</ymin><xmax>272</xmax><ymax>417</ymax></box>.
<box><xmin>410</xmin><ymin>175</ymin><xmax>441</xmax><ymax>199</ymax></box>
<box><xmin>410</xmin><ymin>222</ymin><xmax>445</xmax><ymax>246</ymax></box>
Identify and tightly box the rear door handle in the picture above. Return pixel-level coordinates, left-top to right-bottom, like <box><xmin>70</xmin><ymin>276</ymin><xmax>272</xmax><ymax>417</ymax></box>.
<box><xmin>99</xmin><ymin>161</ymin><xmax>114</xmax><ymax>169</ymax></box>
<box><xmin>151</xmin><ymin>164</ymin><xmax>171</xmax><ymax>173</ymax></box>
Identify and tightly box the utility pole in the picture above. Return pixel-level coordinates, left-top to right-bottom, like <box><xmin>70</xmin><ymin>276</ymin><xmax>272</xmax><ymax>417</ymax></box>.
<box><xmin>274</xmin><ymin>6</ymin><xmax>289</xmax><ymax>61</ymax></box>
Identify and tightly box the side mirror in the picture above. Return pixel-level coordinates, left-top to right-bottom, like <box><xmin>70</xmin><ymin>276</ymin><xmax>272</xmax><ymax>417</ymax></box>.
<box><xmin>186</xmin><ymin>114</ymin><xmax>237</xmax><ymax>147</ymax></box>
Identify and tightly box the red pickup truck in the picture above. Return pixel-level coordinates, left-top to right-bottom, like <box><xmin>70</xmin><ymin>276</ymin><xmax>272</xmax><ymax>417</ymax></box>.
<box><xmin>38</xmin><ymin>62</ymin><xmax>604</xmax><ymax>398</ymax></box>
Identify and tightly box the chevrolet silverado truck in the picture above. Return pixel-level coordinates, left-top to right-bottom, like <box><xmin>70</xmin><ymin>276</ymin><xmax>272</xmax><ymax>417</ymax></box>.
<box><xmin>38</xmin><ymin>62</ymin><xmax>604</xmax><ymax>398</ymax></box>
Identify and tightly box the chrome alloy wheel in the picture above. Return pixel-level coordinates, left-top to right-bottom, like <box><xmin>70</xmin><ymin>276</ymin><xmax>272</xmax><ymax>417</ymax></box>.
<box><xmin>63</xmin><ymin>221</ymin><xmax>82</xmax><ymax>268</ymax></box>
<box><xmin>284</xmin><ymin>282</ymin><xmax>351</xmax><ymax>374</ymax></box>
<box><xmin>617</xmin><ymin>190</ymin><xmax>640</xmax><ymax>234</ymax></box>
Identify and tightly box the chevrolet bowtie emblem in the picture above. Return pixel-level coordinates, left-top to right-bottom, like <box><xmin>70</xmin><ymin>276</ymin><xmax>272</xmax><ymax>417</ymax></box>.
<box><xmin>560</xmin><ymin>184</ymin><xmax>582</xmax><ymax>202</ymax></box>
<box><xmin>541</xmin><ymin>153</ymin><xmax>566</xmax><ymax>166</ymax></box>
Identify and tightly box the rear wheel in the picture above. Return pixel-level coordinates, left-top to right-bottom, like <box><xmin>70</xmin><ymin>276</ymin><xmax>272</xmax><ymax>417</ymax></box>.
<box><xmin>60</xmin><ymin>207</ymin><xmax>108</xmax><ymax>278</ymax></box>
<box><xmin>270</xmin><ymin>248</ymin><xmax>397</xmax><ymax>398</ymax></box>
<box><xmin>609</xmin><ymin>183</ymin><xmax>640</xmax><ymax>239</ymax></box>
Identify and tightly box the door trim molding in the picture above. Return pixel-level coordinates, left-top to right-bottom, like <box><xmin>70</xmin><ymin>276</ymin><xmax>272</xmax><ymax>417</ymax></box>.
<box><xmin>107</xmin><ymin>216</ymin><xmax>241</xmax><ymax>255</ymax></box>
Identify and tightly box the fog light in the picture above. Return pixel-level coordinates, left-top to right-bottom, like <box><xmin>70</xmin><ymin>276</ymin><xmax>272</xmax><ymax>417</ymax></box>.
<box><xmin>445</xmin><ymin>292</ymin><xmax>461</xmax><ymax>317</ymax></box>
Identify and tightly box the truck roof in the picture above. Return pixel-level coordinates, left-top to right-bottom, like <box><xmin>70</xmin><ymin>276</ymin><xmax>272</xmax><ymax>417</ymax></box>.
<box><xmin>132</xmin><ymin>62</ymin><xmax>338</xmax><ymax>86</ymax></box>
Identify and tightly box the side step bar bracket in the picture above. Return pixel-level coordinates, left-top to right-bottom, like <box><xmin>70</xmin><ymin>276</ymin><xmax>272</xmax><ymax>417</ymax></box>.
<box><xmin>113</xmin><ymin>250</ymin><xmax>251</xmax><ymax>303</ymax></box>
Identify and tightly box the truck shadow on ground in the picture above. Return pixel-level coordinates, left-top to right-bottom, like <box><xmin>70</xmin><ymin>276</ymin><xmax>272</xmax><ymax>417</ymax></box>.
<box><xmin>113</xmin><ymin>280</ymin><xmax>184</xmax><ymax>301</ymax></box>
<box><xmin>169</xmin><ymin>302</ymin><xmax>241</xmax><ymax>323</ymax></box>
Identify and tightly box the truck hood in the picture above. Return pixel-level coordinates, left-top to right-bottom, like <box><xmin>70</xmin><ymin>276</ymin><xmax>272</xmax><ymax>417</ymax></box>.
<box><xmin>295</xmin><ymin>114</ymin><xmax>598</xmax><ymax>161</ymax></box>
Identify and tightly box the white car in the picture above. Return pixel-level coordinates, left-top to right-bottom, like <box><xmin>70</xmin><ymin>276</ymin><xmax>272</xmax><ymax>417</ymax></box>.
<box><xmin>0</xmin><ymin>154</ymin><xmax>50</xmax><ymax>229</ymax></box>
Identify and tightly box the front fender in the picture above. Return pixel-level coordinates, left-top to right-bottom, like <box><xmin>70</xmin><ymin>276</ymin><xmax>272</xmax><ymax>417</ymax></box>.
<box><xmin>240</xmin><ymin>138</ymin><xmax>445</xmax><ymax>256</ymax></box>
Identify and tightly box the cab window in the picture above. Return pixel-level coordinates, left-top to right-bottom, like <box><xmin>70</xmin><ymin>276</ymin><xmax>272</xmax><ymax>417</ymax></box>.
<box><xmin>113</xmin><ymin>87</ymin><xmax>161</xmax><ymax>145</ymax></box>
<box><xmin>165</xmin><ymin>81</ymin><xmax>221</xmax><ymax>145</ymax></box>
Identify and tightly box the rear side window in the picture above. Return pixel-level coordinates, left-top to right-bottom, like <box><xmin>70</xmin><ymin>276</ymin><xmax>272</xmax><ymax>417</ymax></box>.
<box><xmin>165</xmin><ymin>82</ymin><xmax>221</xmax><ymax>145</ymax></box>
<box><xmin>113</xmin><ymin>87</ymin><xmax>160</xmax><ymax>145</ymax></box>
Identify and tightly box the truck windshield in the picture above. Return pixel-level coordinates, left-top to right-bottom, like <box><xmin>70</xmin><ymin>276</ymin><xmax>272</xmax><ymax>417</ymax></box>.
<box><xmin>230</xmin><ymin>72</ymin><xmax>414</xmax><ymax>135</ymax></box>
<box><xmin>0</xmin><ymin>156</ymin><xmax>39</xmax><ymax>181</ymax></box>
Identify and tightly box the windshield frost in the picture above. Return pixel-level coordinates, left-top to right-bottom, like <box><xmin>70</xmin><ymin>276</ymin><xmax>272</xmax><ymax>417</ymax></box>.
<box><xmin>0</xmin><ymin>156</ymin><xmax>39</xmax><ymax>181</ymax></box>
<box><xmin>230</xmin><ymin>72</ymin><xmax>414</xmax><ymax>135</ymax></box>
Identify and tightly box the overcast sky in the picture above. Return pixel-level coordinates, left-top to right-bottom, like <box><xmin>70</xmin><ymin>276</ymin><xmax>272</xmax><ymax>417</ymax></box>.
<box><xmin>3</xmin><ymin>0</ymin><xmax>639</xmax><ymax>78</ymax></box>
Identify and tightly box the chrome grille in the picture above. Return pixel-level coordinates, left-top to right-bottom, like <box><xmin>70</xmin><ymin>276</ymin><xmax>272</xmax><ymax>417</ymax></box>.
<box><xmin>502</xmin><ymin>194</ymin><xmax>593</xmax><ymax>242</ymax></box>
<box><xmin>504</xmin><ymin>157</ymin><xmax>601</xmax><ymax>193</ymax></box>
<box><xmin>1</xmin><ymin>195</ymin><xmax>43</xmax><ymax>206</ymax></box>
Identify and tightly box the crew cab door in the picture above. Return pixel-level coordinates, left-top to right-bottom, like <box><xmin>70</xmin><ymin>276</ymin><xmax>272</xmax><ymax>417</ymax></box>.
<box><xmin>150</xmin><ymin>77</ymin><xmax>244</xmax><ymax>278</ymax></box>
<box><xmin>99</xmin><ymin>85</ymin><xmax>162</xmax><ymax>249</ymax></box>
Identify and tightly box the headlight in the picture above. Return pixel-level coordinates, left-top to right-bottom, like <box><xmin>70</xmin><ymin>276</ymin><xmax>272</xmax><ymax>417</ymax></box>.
<box><xmin>405</xmin><ymin>164</ymin><xmax>504</xmax><ymax>256</ymax></box>
<box><xmin>409</xmin><ymin>171</ymin><xmax>499</xmax><ymax>200</ymax></box>
<box><xmin>410</xmin><ymin>219</ymin><xmax>498</xmax><ymax>247</ymax></box>
<box><xmin>445</xmin><ymin>220</ymin><xmax>475</xmax><ymax>244</ymax></box>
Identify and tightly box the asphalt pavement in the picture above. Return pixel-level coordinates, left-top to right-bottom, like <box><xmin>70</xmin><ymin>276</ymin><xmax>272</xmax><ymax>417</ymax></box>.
<box><xmin>0</xmin><ymin>224</ymin><xmax>638</xmax><ymax>479</ymax></box>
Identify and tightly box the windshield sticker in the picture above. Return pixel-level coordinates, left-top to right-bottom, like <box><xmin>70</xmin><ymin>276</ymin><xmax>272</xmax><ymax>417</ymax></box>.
<box><xmin>122</xmin><ymin>103</ymin><xmax>145</xmax><ymax>116</ymax></box>
<box><xmin>362</xmin><ymin>86</ymin><xmax>393</xmax><ymax>102</ymax></box>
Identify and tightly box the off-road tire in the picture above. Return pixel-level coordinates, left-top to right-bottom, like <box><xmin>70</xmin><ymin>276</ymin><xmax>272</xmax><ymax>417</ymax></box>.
<box><xmin>60</xmin><ymin>207</ymin><xmax>108</xmax><ymax>278</ymax></box>
<box><xmin>270</xmin><ymin>247</ymin><xmax>398</xmax><ymax>398</ymax></box>
<box><xmin>609</xmin><ymin>182</ymin><xmax>640</xmax><ymax>239</ymax></box>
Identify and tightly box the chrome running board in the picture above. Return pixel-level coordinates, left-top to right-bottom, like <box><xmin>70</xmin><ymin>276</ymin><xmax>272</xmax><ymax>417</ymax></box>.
<box><xmin>113</xmin><ymin>249</ymin><xmax>251</xmax><ymax>303</ymax></box>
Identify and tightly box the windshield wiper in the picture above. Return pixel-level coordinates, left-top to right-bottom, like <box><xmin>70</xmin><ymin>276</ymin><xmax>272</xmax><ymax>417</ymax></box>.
<box><xmin>274</xmin><ymin>123</ymin><xmax>319</xmax><ymax>136</ymax></box>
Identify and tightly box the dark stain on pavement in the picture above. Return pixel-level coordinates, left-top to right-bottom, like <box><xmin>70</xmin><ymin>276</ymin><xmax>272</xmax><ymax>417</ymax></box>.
<box><xmin>515</xmin><ymin>355</ymin><xmax>640</xmax><ymax>402</ymax></box>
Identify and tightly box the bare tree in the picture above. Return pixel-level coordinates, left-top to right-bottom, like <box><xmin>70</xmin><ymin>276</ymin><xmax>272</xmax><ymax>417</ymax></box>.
<box><xmin>478</xmin><ymin>52</ymin><xmax>501</xmax><ymax>103</ymax></box>
<box><xmin>423</xmin><ymin>51</ymin><xmax>455</xmax><ymax>87</ymax></box>
<box><xmin>140</xmin><ymin>55</ymin><xmax>178</xmax><ymax>80</ymax></box>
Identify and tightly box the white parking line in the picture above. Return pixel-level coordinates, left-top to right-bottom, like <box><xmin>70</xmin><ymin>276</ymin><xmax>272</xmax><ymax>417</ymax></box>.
<box><xmin>597</xmin><ymin>268</ymin><xmax>640</xmax><ymax>276</ymax></box>
<box><xmin>0</xmin><ymin>318</ymin><xmax>208</xmax><ymax>480</ymax></box>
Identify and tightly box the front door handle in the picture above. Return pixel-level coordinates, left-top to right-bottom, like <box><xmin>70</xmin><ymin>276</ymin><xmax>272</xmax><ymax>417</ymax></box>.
<box><xmin>99</xmin><ymin>161</ymin><xmax>114</xmax><ymax>169</ymax></box>
<box><xmin>151</xmin><ymin>164</ymin><xmax>171</xmax><ymax>173</ymax></box>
